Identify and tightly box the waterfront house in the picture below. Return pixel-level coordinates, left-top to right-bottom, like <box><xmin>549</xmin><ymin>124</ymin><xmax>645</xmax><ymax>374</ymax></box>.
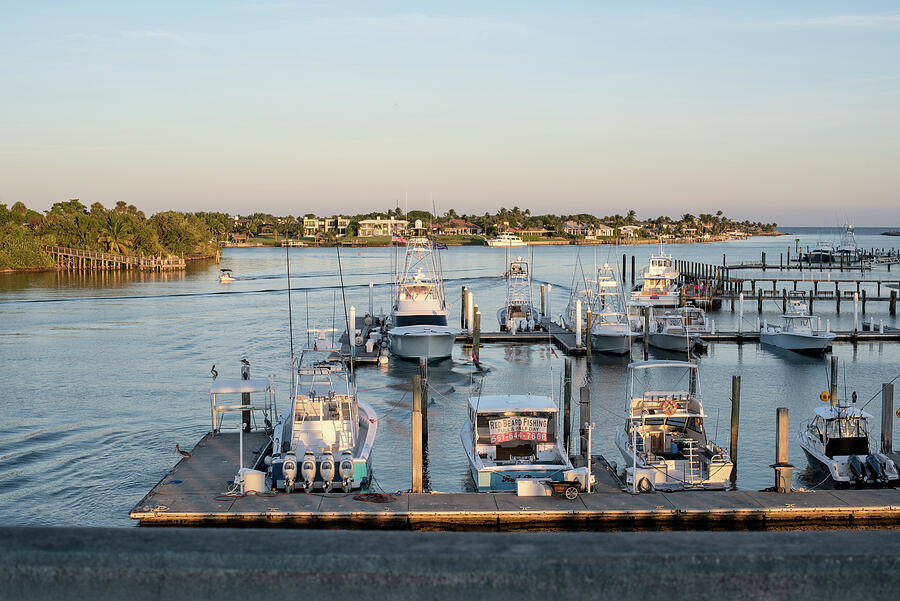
<box><xmin>619</xmin><ymin>225</ymin><xmax>643</xmax><ymax>238</ymax></box>
<box><xmin>303</xmin><ymin>216</ymin><xmax>351</xmax><ymax>237</ymax></box>
<box><xmin>562</xmin><ymin>220</ymin><xmax>590</xmax><ymax>237</ymax></box>
<box><xmin>358</xmin><ymin>216</ymin><xmax>409</xmax><ymax>237</ymax></box>
<box><xmin>439</xmin><ymin>219</ymin><xmax>483</xmax><ymax>236</ymax></box>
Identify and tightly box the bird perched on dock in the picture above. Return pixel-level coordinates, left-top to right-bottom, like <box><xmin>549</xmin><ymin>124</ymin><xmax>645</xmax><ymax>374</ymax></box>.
<box><xmin>210</xmin><ymin>365</ymin><xmax>218</xmax><ymax>380</ymax></box>
<box><xmin>175</xmin><ymin>444</ymin><xmax>192</xmax><ymax>458</ymax></box>
<box><xmin>241</xmin><ymin>358</ymin><xmax>250</xmax><ymax>366</ymax></box>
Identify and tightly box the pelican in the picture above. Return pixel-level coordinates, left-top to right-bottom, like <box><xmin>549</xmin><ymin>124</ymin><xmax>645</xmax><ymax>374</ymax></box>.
<box><xmin>175</xmin><ymin>444</ymin><xmax>192</xmax><ymax>458</ymax></box>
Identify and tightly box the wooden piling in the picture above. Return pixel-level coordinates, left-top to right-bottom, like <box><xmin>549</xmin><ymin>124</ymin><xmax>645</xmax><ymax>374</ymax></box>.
<box><xmin>808</xmin><ymin>289</ymin><xmax>814</xmax><ymax>313</ymax></box>
<box><xmin>782</xmin><ymin>289</ymin><xmax>787</xmax><ymax>313</ymax></box>
<box><xmin>883</xmin><ymin>383</ymin><xmax>894</xmax><ymax>455</ymax></box>
<box><xmin>622</xmin><ymin>253</ymin><xmax>627</xmax><ymax>285</ymax></box>
<box><xmin>241</xmin><ymin>362</ymin><xmax>251</xmax><ymax>432</ymax></box>
<box><xmin>757</xmin><ymin>290</ymin><xmax>763</xmax><ymax>314</ymax></box>
<box><xmin>774</xmin><ymin>407</ymin><xmax>792</xmax><ymax>493</ymax></box>
<box><xmin>830</xmin><ymin>355</ymin><xmax>839</xmax><ymax>407</ymax></box>
<box><xmin>419</xmin><ymin>357</ymin><xmax>428</xmax><ymax>450</ymax></box>
<box><xmin>631</xmin><ymin>255</ymin><xmax>635</xmax><ymax>286</ymax></box>
<box><xmin>891</xmin><ymin>290</ymin><xmax>897</xmax><ymax>316</ymax></box>
<box><xmin>585</xmin><ymin>309</ymin><xmax>592</xmax><ymax>355</ymax></box>
<box><xmin>563</xmin><ymin>358</ymin><xmax>572</xmax><ymax>456</ymax></box>
<box><xmin>730</xmin><ymin>375</ymin><xmax>740</xmax><ymax>486</ymax></box>
<box><xmin>540</xmin><ymin>284</ymin><xmax>546</xmax><ymax>318</ymax></box>
<box><xmin>579</xmin><ymin>386</ymin><xmax>591</xmax><ymax>461</ymax></box>
<box><xmin>473</xmin><ymin>309</ymin><xmax>481</xmax><ymax>363</ymax></box>
<box><xmin>643</xmin><ymin>307</ymin><xmax>650</xmax><ymax>361</ymax></box>
<box><xmin>412</xmin><ymin>374</ymin><xmax>423</xmax><ymax>493</ymax></box>
<box><xmin>862</xmin><ymin>289</ymin><xmax>867</xmax><ymax>314</ymax></box>
<box><xmin>461</xmin><ymin>287</ymin><xmax>467</xmax><ymax>329</ymax></box>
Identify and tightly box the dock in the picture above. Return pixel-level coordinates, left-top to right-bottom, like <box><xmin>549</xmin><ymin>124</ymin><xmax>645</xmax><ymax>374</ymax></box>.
<box><xmin>43</xmin><ymin>245</ymin><xmax>186</xmax><ymax>271</ymax></box>
<box><xmin>131</xmin><ymin>432</ymin><xmax>900</xmax><ymax>529</ymax></box>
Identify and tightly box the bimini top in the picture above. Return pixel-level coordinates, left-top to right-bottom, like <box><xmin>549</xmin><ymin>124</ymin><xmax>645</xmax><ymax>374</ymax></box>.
<box><xmin>210</xmin><ymin>378</ymin><xmax>273</xmax><ymax>394</ymax></box>
<box><xmin>813</xmin><ymin>405</ymin><xmax>872</xmax><ymax>420</ymax></box>
<box><xmin>468</xmin><ymin>394</ymin><xmax>558</xmax><ymax>413</ymax></box>
<box><xmin>628</xmin><ymin>360</ymin><xmax>698</xmax><ymax>371</ymax></box>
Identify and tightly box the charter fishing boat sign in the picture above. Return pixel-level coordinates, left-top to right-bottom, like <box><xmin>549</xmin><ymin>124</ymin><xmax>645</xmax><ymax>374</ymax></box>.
<box><xmin>489</xmin><ymin>417</ymin><xmax>548</xmax><ymax>443</ymax></box>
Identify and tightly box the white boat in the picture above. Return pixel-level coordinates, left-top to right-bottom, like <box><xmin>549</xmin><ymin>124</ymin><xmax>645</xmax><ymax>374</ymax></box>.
<box><xmin>648</xmin><ymin>312</ymin><xmax>702</xmax><ymax>353</ymax></box>
<box><xmin>799</xmin><ymin>404</ymin><xmax>899</xmax><ymax>486</ymax></box>
<box><xmin>497</xmin><ymin>256</ymin><xmax>542</xmax><ymax>333</ymax></box>
<box><xmin>589</xmin><ymin>265</ymin><xmax>635</xmax><ymax>354</ymax></box>
<box><xmin>218</xmin><ymin>268</ymin><xmax>235</xmax><ymax>282</ymax></box>
<box><xmin>388</xmin><ymin>219</ymin><xmax>458</xmax><ymax>361</ymax></box>
<box><xmin>486</xmin><ymin>233</ymin><xmax>526</xmax><ymax>247</ymax></box>
<box><xmin>835</xmin><ymin>223</ymin><xmax>859</xmax><ymax>262</ymax></box>
<box><xmin>806</xmin><ymin>240</ymin><xmax>835</xmax><ymax>264</ymax></box>
<box><xmin>630</xmin><ymin>245</ymin><xmax>681</xmax><ymax>307</ymax></box>
<box><xmin>461</xmin><ymin>394</ymin><xmax>574</xmax><ymax>491</ymax></box>
<box><xmin>760</xmin><ymin>298</ymin><xmax>835</xmax><ymax>354</ymax></box>
<box><xmin>615</xmin><ymin>360</ymin><xmax>733</xmax><ymax>491</ymax></box>
<box><xmin>269</xmin><ymin>347</ymin><xmax>377</xmax><ymax>493</ymax></box>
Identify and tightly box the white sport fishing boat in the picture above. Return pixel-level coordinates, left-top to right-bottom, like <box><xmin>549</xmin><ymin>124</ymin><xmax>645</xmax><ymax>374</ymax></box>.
<box><xmin>630</xmin><ymin>244</ymin><xmax>681</xmax><ymax>307</ymax></box>
<box><xmin>615</xmin><ymin>360</ymin><xmax>733</xmax><ymax>492</ymax></box>
<box><xmin>268</xmin><ymin>344</ymin><xmax>377</xmax><ymax>493</ymax></box>
<box><xmin>497</xmin><ymin>256</ymin><xmax>541</xmax><ymax>333</ymax></box>
<box><xmin>388</xmin><ymin>219</ymin><xmax>458</xmax><ymax>361</ymax></box>
<box><xmin>648</xmin><ymin>312</ymin><xmax>702</xmax><ymax>353</ymax></box>
<box><xmin>835</xmin><ymin>223</ymin><xmax>859</xmax><ymax>263</ymax></box>
<box><xmin>486</xmin><ymin>233</ymin><xmax>526</xmax><ymax>247</ymax></box>
<box><xmin>760</xmin><ymin>297</ymin><xmax>835</xmax><ymax>354</ymax></box>
<box><xmin>589</xmin><ymin>265</ymin><xmax>635</xmax><ymax>354</ymax></box>
<box><xmin>799</xmin><ymin>402</ymin><xmax>898</xmax><ymax>487</ymax></box>
<box><xmin>461</xmin><ymin>394</ymin><xmax>576</xmax><ymax>491</ymax></box>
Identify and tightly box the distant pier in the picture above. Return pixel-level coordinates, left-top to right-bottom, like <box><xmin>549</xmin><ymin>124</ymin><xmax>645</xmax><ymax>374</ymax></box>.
<box><xmin>43</xmin><ymin>245</ymin><xmax>186</xmax><ymax>271</ymax></box>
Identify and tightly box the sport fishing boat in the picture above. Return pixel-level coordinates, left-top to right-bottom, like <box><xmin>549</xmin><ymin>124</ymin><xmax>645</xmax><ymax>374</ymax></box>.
<box><xmin>461</xmin><ymin>394</ymin><xmax>573</xmax><ymax>491</ymax></box>
<box><xmin>834</xmin><ymin>223</ymin><xmax>859</xmax><ymax>263</ymax></box>
<box><xmin>647</xmin><ymin>312</ymin><xmax>702</xmax><ymax>353</ymax></box>
<box><xmin>760</xmin><ymin>297</ymin><xmax>835</xmax><ymax>354</ymax></box>
<box><xmin>630</xmin><ymin>245</ymin><xmax>681</xmax><ymax>307</ymax></box>
<box><xmin>497</xmin><ymin>256</ymin><xmax>541</xmax><ymax>333</ymax></box>
<box><xmin>388</xmin><ymin>219</ymin><xmax>458</xmax><ymax>361</ymax></box>
<box><xmin>268</xmin><ymin>345</ymin><xmax>377</xmax><ymax>493</ymax></box>
<box><xmin>615</xmin><ymin>360</ymin><xmax>732</xmax><ymax>492</ymax></box>
<box><xmin>486</xmin><ymin>233</ymin><xmax>526</xmax><ymax>247</ymax></box>
<box><xmin>588</xmin><ymin>265</ymin><xmax>635</xmax><ymax>355</ymax></box>
<box><xmin>798</xmin><ymin>402</ymin><xmax>898</xmax><ymax>487</ymax></box>
<box><xmin>218</xmin><ymin>268</ymin><xmax>235</xmax><ymax>282</ymax></box>
<box><xmin>805</xmin><ymin>240</ymin><xmax>835</xmax><ymax>264</ymax></box>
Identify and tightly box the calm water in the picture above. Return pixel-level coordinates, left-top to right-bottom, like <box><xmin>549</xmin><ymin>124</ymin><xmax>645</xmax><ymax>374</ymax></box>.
<box><xmin>2</xmin><ymin>229</ymin><xmax>899</xmax><ymax>527</ymax></box>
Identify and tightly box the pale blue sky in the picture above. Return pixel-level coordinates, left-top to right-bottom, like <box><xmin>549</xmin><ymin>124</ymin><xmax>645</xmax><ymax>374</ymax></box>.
<box><xmin>1</xmin><ymin>2</ymin><xmax>898</xmax><ymax>224</ymax></box>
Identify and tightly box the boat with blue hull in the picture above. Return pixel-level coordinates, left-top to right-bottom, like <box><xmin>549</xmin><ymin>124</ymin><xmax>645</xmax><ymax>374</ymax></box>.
<box><xmin>461</xmin><ymin>394</ymin><xmax>573</xmax><ymax>491</ymax></box>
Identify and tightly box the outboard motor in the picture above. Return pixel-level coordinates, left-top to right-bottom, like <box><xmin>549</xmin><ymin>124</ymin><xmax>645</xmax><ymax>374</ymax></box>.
<box><xmin>282</xmin><ymin>452</ymin><xmax>298</xmax><ymax>493</ymax></box>
<box><xmin>319</xmin><ymin>451</ymin><xmax>335</xmax><ymax>491</ymax></box>
<box><xmin>301</xmin><ymin>450</ymin><xmax>317</xmax><ymax>491</ymax></box>
<box><xmin>339</xmin><ymin>451</ymin><xmax>354</xmax><ymax>492</ymax></box>
<box><xmin>848</xmin><ymin>455</ymin><xmax>867</xmax><ymax>486</ymax></box>
<box><xmin>865</xmin><ymin>455</ymin><xmax>887</xmax><ymax>485</ymax></box>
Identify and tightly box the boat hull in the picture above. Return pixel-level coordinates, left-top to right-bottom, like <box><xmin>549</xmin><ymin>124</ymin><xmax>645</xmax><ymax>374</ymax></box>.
<box><xmin>388</xmin><ymin>326</ymin><xmax>457</xmax><ymax>361</ymax></box>
<box><xmin>648</xmin><ymin>332</ymin><xmax>700</xmax><ymax>352</ymax></box>
<box><xmin>614</xmin><ymin>430</ymin><xmax>732</xmax><ymax>491</ymax></box>
<box><xmin>486</xmin><ymin>240</ymin><xmax>526</xmax><ymax>247</ymax></box>
<box><xmin>760</xmin><ymin>331</ymin><xmax>834</xmax><ymax>354</ymax></box>
<box><xmin>590</xmin><ymin>331</ymin><xmax>633</xmax><ymax>355</ymax></box>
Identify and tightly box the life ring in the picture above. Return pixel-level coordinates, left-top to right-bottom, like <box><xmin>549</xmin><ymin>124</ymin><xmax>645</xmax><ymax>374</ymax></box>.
<box><xmin>662</xmin><ymin>399</ymin><xmax>677</xmax><ymax>416</ymax></box>
<box><xmin>819</xmin><ymin>391</ymin><xmax>830</xmax><ymax>403</ymax></box>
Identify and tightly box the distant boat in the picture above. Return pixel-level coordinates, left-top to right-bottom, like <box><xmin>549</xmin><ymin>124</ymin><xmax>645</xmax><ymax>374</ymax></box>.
<box><xmin>218</xmin><ymin>268</ymin><xmax>235</xmax><ymax>282</ymax></box>
<box><xmin>562</xmin><ymin>263</ymin><xmax>635</xmax><ymax>354</ymax></box>
<box><xmin>497</xmin><ymin>256</ymin><xmax>541</xmax><ymax>333</ymax></box>
<box><xmin>881</xmin><ymin>231</ymin><xmax>900</xmax><ymax>237</ymax></box>
<box><xmin>630</xmin><ymin>243</ymin><xmax>681</xmax><ymax>307</ymax></box>
<box><xmin>387</xmin><ymin>219</ymin><xmax>458</xmax><ymax>362</ymax></box>
<box><xmin>486</xmin><ymin>233</ymin><xmax>526</xmax><ymax>247</ymax></box>
<box><xmin>760</xmin><ymin>297</ymin><xmax>835</xmax><ymax>354</ymax></box>
<box><xmin>647</xmin><ymin>312</ymin><xmax>702</xmax><ymax>353</ymax></box>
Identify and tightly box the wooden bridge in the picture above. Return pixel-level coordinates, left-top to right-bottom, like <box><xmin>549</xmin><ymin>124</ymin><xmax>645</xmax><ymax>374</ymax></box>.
<box><xmin>43</xmin><ymin>245</ymin><xmax>186</xmax><ymax>271</ymax></box>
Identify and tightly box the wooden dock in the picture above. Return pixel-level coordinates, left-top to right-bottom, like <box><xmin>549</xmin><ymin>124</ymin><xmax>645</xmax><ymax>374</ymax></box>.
<box><xmin>43</xmin><ymin>245</ymin><xmax>186</xmax><ymax>271</ymax></box>
<box><xmin>131</xmin><ymin>433</ymin><xmax>900</xmax><ymax>529</ymax></box>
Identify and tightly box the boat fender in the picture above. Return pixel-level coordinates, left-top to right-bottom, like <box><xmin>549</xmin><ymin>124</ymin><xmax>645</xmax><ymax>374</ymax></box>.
<box><xmin>638</xmin><ymin>477</ymin><xmax>654</xmax><ymax>494</ymax></box>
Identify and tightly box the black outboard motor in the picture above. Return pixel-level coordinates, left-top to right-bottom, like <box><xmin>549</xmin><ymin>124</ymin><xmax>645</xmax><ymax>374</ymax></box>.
<box><xmin>865</xmin><ymin>455</ymin><xmax>887</xmax><ymax>485</ymax></box>
<box><xmin>848</xmin><ymin>455</ymin><xmax>867</xmax><ymax>486</ymax></box>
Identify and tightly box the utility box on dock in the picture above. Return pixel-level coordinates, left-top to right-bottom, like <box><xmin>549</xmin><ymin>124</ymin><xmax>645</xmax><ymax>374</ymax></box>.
<box><xmin>516</xmin><ymin>480</ymin><xmax>552</xmax><ymax>496</ymax></box>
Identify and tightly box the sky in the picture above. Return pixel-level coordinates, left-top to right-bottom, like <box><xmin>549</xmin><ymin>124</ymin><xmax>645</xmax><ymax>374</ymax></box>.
<box><xmin>1</xmin><ymin>2</ymin><xmax>898</xmax><ymax>225</ymax></box>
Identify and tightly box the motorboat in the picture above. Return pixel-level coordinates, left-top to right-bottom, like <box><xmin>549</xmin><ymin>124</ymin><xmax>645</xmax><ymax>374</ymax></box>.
<box><xmin>630</xmin><ymin>244</ymin><xmax>681</xmax><ymax>307</ymax></box>
<box><xmin>676</xmin><ymin>305</ymin><xmax>710</xmax><ymax>335</ymax></box>
<box><xmin>587</xmin><ymin>265</ymin><xmax>635</xmax><ymax>355</ymax></box>
<box><xmin>805</xmin><ymin>240</ymin><xmax>835</xmax><ymax>264</ymax></box>
<box><xmin>486</xmin><ymin>233</ymin><xmax>526</xmax><ymax>247</ymax></box>
<box><xmin>218</xmin><ymin>268</ymin><xmax>235</xmax><ymax>282</ymax></box>
<box><xmin>269</xmin><ymin>346</ymin><xmax>377</xmax><ymax>493</ymax></box>
<box><xmin>388</xmin><ymin>219</ymin><xmax>458</xmax><ymax>361</ymax></box>
<box><xmin>798</xmin><ymin>403</ymin><xmax>898</xmax><ymax>487</ymax></box>
<box><xmin>760</xmin><ymin>298</ymin><xmax>835</xmax><ymax>354</ymax></box>
<box><xmin>648</xmin><ymin>312</ymin><xmax>702</xmax><ymax>353</ymax></box>
<box><xmin>834</xmin><ymin>223</ymin><xmax>859</xmax><ymax>263</ymax></box>
<box><xmin>461</xmin><ymin>394</ymin><xmax>574</xmax><ymax>491</ymax></box>
<box><xmin>615</xmin><ymin>360</ymin><xmax>733</xmax><ymax>491</ymax></box>
<box><xmin>497</xmin><ymin>256</ymin><xmax>541</xmax><ymax>333</ymax></box>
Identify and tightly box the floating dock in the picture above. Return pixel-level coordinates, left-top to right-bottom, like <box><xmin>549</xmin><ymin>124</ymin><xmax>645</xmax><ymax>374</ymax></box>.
<box><xmin>131</xmin><ymin>433</ymin><xmax>900</xmax><ymax>529</ymax></box>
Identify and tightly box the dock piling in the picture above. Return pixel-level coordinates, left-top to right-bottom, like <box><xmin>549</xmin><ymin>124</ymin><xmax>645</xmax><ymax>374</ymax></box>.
<box><xmin>830</xmin><ymin>355</ymin><xmax>839</xmax><ymax>407</ymax></box>
<box><xmin>540</xmin><ymin>284</ymin><xmax>546</xmax><ymax>318</ymax></box>
<box><xmin>575</xmin><ymin>300</ymin><xmax>582</xmax><ymax>348</ymax></box>
<box><xmin>579</xmin><ymin>386</ymin><xmax>591</xmax><ymax>462</ymax></box>
<box><xmin>563</xmin><ymin>358</ymin><xmax>573</xmax><ymax>456</ymax></box>
<box><xmin>241</xmin><ymin>360</ymin><xmax>251</xmax><ymax>432</ymax></box>
<box><xmin>891</xmin><ymin>290</ymin><xmax>897</xmax><ymax>316</ymax></box>
<box><xmin>730</xmin><ymin>376</ymin><xmax>740</xmax><ymax>486</ymax></box>
<box><xmin>412</xmin><ymin>374</ymin><xmax>423</xmax><ymax>493</ymax></box>
<box><xmin>546</xmin><ymin>284</ymin><xmax>552</xmax><ymax>319</ymax></box>
<box><xmin>466</xmin><ymin>291</ymin><xmax>474</xmax><ymax>335</ymax></box>
<box><xmin>642</xmin><ymin>306</ymin><xmax>650</xmax><ymax>360</ymax></box>
<box><xmin>369</xmin><ymin>282</ymin><xmax>374</xmax><ymax>316</ymax></box>
<box><xmin>473</xmin><ymin>308</ymin><xmax>481</xmax><ymax>363</ymax></box>
<box><xmin>883</xmin><ymin>383</ymin><xmax>894</xmax><ymax>454</ymax></box>
<box><xmin>419</xmin><ymin>357</ymin><xmax>428</xmax><ymax>451</ymax></box>
<box><xmin>631</xmin><ymin>255</ymin><xmax>635</xmax><ymax>286</ymax></box>
<box><xmin>461</xmin><ymin>287</ymin><xmax>467</xmax><ymax>329</ymax></box>
<box><xmin>585</xmin><ymin>309</ymin><xmax>591</xmax><ymax>354</ymax></box>
<box><xmin>774</xmin><ymin>407</ymin><xmax>792</xmax><ymax>493</ymax></box>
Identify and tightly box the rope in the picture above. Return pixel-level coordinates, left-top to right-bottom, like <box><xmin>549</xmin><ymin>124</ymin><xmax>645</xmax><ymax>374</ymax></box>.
<box><xmin>370</xmin><ymin>389</ymin><xmax>409</xmax><ymax>422</ymax></box>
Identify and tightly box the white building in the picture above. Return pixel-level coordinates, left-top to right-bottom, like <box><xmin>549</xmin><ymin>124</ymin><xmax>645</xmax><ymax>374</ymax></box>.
<box><xmin>358</xmin><ymin>216</ymin><xmax>409</xmax><ymax>237</ymax></box>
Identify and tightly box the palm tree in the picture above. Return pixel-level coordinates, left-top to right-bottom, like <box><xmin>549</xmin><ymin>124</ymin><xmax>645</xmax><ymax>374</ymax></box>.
<box><xmin>98</xmin><ymin>216</ymin><xmax>133</xmax><ymax>254</ymax></box>
<box><xmin>626</xmin><ymin>210</ymin><xmax>637</xmax><ymax>225</ymax></box>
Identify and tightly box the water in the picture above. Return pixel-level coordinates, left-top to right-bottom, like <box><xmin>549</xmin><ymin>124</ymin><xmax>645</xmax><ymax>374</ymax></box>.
<box><xmin>1</xmin><ymin>230</ymin><xmax>899</xmax><ymax>527</ymax></box>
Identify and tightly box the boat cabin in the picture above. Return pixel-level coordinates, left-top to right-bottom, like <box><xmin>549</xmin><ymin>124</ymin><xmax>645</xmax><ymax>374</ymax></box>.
<box><xmin>809</xmin><ymin>406</ymin><xmax>872</xmax><ymax>458</ymax></box>
<box><xmin>468</xmin><ymin>395</ymin><xmax>560</xmax><ymax>466</ymax></box>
